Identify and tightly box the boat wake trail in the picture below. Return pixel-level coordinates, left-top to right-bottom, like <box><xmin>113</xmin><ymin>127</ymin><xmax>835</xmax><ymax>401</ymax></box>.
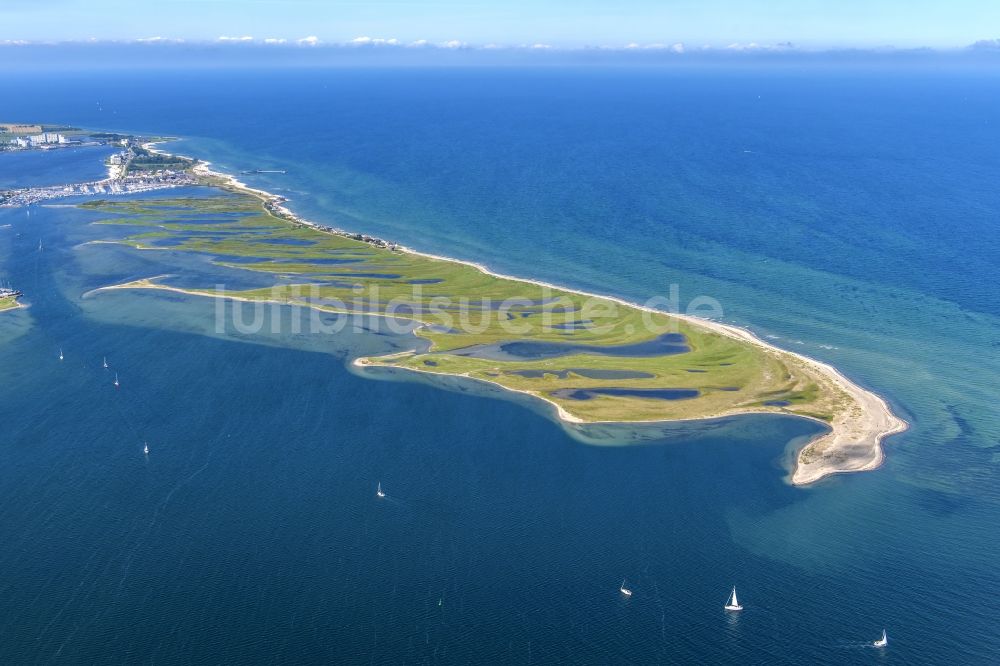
<box><xmin>116</xmin><ymin>451</ymin><xmax>216</xmax><ymax>592</ymax></box>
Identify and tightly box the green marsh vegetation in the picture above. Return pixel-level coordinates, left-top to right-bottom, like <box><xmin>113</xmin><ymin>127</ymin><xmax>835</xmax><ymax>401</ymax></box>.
<box><xmin>85</xmin><ymin>193</ymin><xmax>847</xmax><ymax>425</ymax></box>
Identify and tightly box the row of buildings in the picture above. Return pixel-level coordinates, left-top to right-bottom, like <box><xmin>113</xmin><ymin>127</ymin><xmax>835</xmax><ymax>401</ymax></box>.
<box><xmin>4</xmin><ymin>132</ymin><xmax>71</xmax><ymax>149</ymax></box>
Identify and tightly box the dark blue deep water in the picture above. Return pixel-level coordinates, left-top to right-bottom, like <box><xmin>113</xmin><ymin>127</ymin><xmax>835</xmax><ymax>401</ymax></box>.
<box><xmin>1</xmin><ymin>68</ymin><xmax>999</xmax><ymax>664</ymax></box>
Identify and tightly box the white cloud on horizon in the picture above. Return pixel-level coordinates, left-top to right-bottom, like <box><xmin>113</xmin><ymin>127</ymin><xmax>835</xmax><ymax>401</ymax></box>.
<box><xmin>626</xmin><ymin>42</ymin><xmax>685</xmax><ymax>52</ymax></box>
<box><xmin>724</xmin><ymin>41</ymin><xmax>798</xmax><ymax>52</ymax></box>
<box><xmin>134</xmin><ymin>36</ymin><xmax>187</xmax><ymax>44</ymax></box>
<box><xmin>350</xmin><ymin>36</ymin><xmax>400</xmax><ymax>46</ymax></box>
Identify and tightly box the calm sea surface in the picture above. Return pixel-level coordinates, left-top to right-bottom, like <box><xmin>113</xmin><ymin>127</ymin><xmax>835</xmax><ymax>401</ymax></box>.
<box><xmin>0</xmin><ymin>68</ymin><xmax>998</xmax><ymax>664</ymax></box>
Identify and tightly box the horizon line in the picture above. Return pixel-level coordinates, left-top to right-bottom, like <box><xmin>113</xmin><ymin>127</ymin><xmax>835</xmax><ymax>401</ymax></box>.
<box><xmin>3</xmin><ymin>37</ymin><xmax>1000</xmax><ymax>55</ymax></box>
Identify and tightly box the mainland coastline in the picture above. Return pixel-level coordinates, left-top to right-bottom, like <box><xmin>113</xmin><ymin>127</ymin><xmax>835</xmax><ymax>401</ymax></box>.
<box><xmin>75</xmin><ymin>136</ymin><xmax>905</xmax><ymax>484</ymax></box>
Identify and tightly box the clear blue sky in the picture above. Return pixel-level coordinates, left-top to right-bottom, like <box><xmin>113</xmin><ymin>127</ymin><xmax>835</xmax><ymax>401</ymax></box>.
<box><xmin>3</xmin><ymin>0</ymin><xmax>998</xmax><ymax>47</ymax></box>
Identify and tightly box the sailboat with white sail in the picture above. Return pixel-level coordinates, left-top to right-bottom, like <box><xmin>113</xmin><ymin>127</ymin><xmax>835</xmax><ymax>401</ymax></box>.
<box><xmin>376</xmin><ymin>482</ymin><xmax>385</xmax><ymax>498</ymax></box>
<box><xmin>619</xmin><ymin>578</ymin><xmax>632</xmax><ymax>597</ymax></box>
<box><xmin>113</xmin><ymin>373</ymin><xmax>120</xmax><ymax>388</ymax></box>
<box><xmin>873</xmin><ymin>629</ymin><xmax>887</xmax><ymax>648</ymax></box>
<box><xmin>724</xmin><ymin>586</ymin><xmax>743</xmax><ymax>611</ymax></box>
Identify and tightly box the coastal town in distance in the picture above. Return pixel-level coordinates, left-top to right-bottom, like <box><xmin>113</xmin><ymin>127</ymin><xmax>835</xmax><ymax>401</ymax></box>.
<box><xmin>0</xmin><ymin>123</ymin><xmax>197</xmax><ymax>208</ymax></box>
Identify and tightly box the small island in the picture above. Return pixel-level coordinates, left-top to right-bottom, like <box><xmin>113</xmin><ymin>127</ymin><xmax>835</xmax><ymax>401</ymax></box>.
<box><xmin>0</xmin><ymin>287</ymin><xmax>23</xmax><ymax>312</ymax></box>
<box><xmin>3</xmin><ymin>128</ymin><xmax>907</xmax><ymax>485</ymax></box>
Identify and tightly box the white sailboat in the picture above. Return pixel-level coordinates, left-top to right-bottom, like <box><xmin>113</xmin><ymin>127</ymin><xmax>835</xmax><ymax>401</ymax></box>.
<box><xmin>873</xmin><ymin>629</ymin><xmax>887</xmax><ymax>648</ymax></box>
<box><xmin>113</xmin><ymin>373</ymin><xmax>120</xmax><ymax>388</ymax></box>
<box><xmin>58</xmin><ymin>348</ymin><xmax>63</xmax><ymax>362</ymax></box>
<box><xmin>103</xmin><ymin>357</ymin><xmax>109</xmax><ymax>369</ymax></box>
<box><xmin>376</xmin><ymin>482</ymin><xmax>385</xmax><ymax>498</ymax></box>
<box><xmin>724</xmin><ymin>586</ymin><xmax>743</xmax><ymax>611</ymax></box>
<box><xmin>619</xmin><ymin>578</ymin><xmax>632</xmax><ymax>597</ymax></box>
<box><xmin>143</xmin><ymin>442</ymin><xmax>149</xmax><ymax>456</ymax></box>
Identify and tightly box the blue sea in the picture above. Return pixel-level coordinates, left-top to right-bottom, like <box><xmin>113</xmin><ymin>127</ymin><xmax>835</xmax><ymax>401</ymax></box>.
<box><xmin>1</xmin><ymin>67</ymin><xmax>999</xmax><ymax>664</ymax></box>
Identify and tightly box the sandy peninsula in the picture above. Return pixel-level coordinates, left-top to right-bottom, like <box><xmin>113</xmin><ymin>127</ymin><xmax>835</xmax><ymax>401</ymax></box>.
<box><xmin>93</xmin><ymin>140</ymin><xmax>908</xmax><ymax>486</ymax></box>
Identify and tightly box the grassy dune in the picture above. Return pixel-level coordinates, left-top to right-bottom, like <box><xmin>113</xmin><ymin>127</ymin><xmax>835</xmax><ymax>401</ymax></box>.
<box><xmin>0</xmin><ymin>296</ymin><xmax>17</xmax><ymax>312</ymax></box>
<box><xmin>85</xmin><ymin>193</ymin><xmax>848</xmax><ymax>426</ymax></box>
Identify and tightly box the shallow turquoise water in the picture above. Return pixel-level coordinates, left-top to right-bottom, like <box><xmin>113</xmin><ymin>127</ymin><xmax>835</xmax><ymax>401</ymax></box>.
<box><xmin>0</xmin><ymin>68</ymin><xmax>998</xmax><ymax>664</ymax></box>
